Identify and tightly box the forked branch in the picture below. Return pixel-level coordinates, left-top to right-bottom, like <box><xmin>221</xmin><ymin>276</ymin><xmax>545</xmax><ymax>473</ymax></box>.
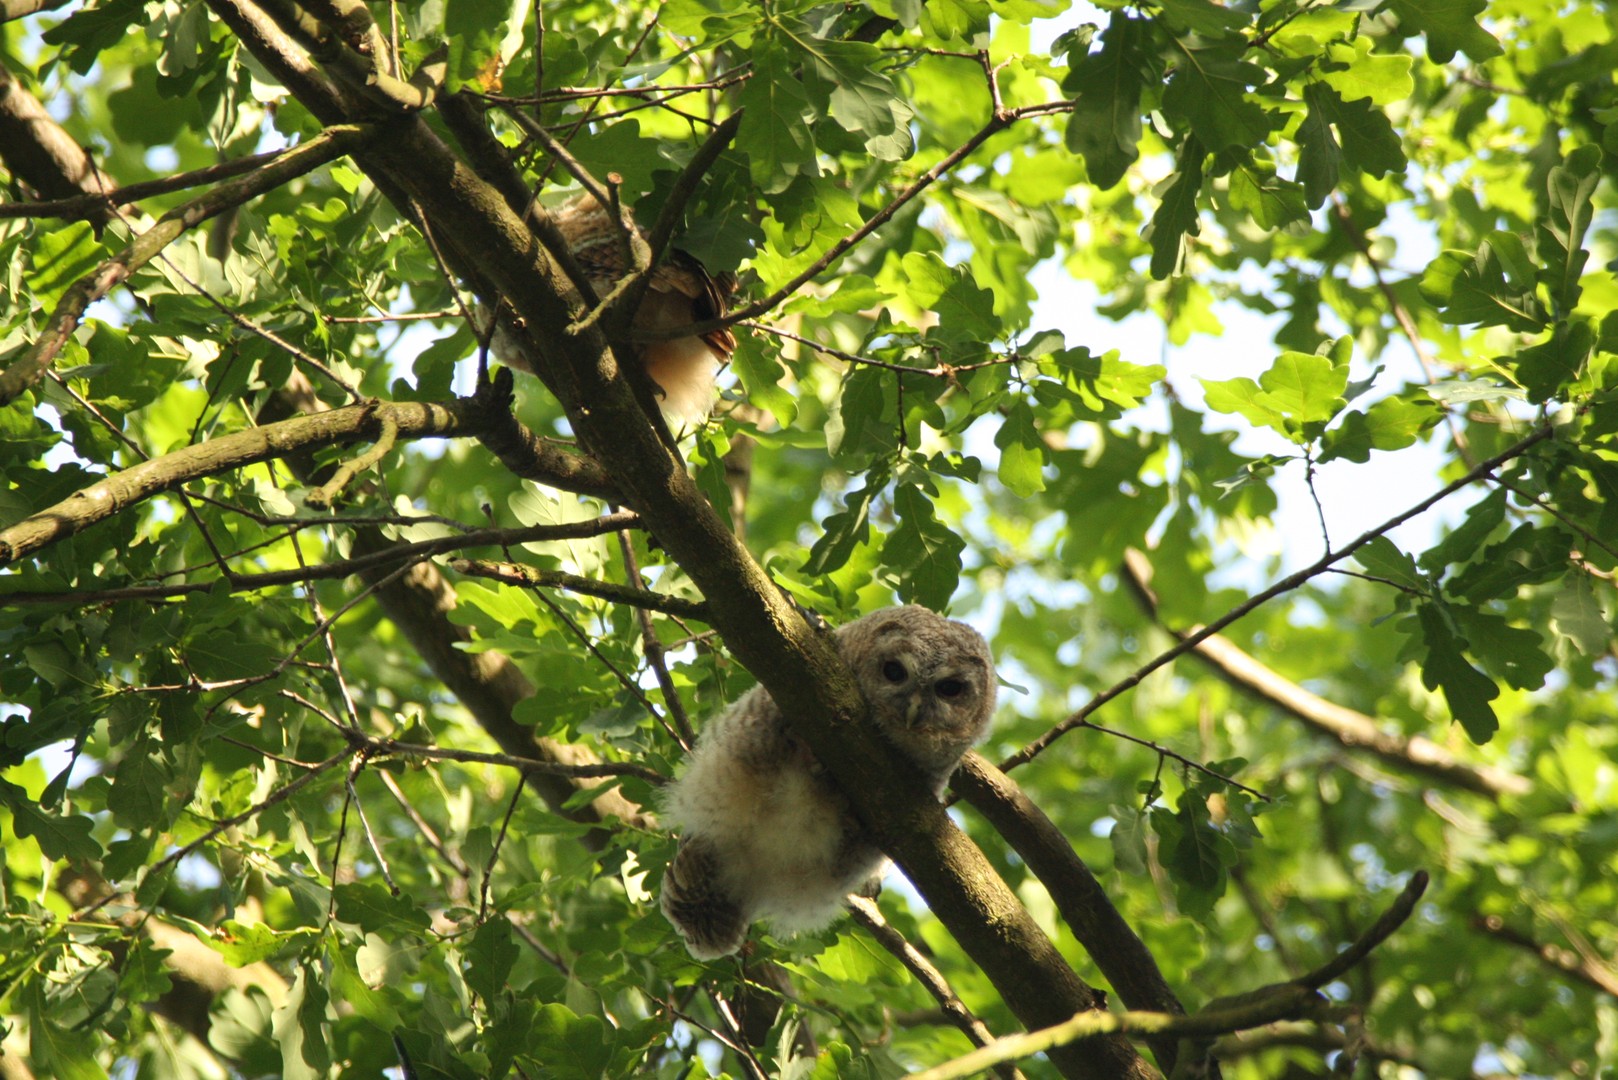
<box><xmin>912</xmin><ymin>871</ymin><xmax>1431</xmax><ymax>1080</ymax></box>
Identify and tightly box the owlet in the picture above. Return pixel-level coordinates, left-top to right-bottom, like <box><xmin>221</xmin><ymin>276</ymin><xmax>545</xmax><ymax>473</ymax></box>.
<box><xmin>659</xmin><ymin>605</ymin><xmax>997</xmax><ymax>959</ymax></box>
<box><xmin>488</xmin><ymin>192</ymin><xmax>737</xmax><ymax>433</ymax></box>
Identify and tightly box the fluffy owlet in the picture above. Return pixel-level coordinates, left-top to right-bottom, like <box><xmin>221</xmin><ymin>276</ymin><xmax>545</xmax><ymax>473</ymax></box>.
<box><xmin>659</xmin><ymin>605</ymin><xmax>997</xmax><ymax>959</ymax></box>
<box><xmin>489</xmin><ymin>193</ymin><xmax>738</xmax><ymax>433</ymax></box>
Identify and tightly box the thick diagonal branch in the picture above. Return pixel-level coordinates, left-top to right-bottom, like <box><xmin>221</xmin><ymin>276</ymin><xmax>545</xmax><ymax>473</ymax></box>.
<box><xmin>209</xmin><ymin>6</ymin><xmax>1139</xmax><ymax>1070</ymax></box>
<box><xmin>0</xmin><ymin>61</ymin><xmax>113</xmax><ymax>220</ymax></box>
<box><xmin>952</xmin><ymin>753</ymin><xmax>1194</xmax><ymax>1077</ymax></box>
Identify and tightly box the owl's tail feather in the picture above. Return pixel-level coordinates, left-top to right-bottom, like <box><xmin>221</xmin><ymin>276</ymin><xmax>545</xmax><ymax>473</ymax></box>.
<box><xmin>661</xmin><ymin>836</ymin><xmax>748</xmax><ymax>960</ymax></box>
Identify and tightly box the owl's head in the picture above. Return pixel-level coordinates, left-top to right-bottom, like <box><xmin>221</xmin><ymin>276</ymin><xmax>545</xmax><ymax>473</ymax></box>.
<box><xmin>836</xmin><ymin>605</ymin><xmax>996</xmax><ymax>786</ymax></box>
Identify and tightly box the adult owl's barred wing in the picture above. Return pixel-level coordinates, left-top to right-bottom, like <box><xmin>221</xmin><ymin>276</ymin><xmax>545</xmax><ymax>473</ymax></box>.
<box><xmin>554</xmin><ymin>194</ymin><xmax>738</xmax><ymax>358</ymax></box>
<box><xmin>658</xmin><ymin>255</ymin><xmax>739</xmax><ymax>359</ymax></box>
<box><xmin>549</xmin><ymin>193</ymin><xmax>739</xmax><ymax>432</ymax></box>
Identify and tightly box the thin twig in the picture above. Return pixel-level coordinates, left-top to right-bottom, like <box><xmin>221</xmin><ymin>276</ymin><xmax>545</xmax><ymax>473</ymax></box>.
<box><xmin>0</xmin><ymin>145</ymin><xmax>297</xmax><ymax>219</ymax></box>
<box><xmin>1001</xmin><ymin>423</ymin><xmax>1556</xmax><ymax>774</ymax></box>
<box><xmin>847</xmin><ymin>895</ymin><xmax>1024</xmax><ymax>1080</ymax></box>
<box><xmin>2</xmin><ymin>514</ymin><xmax>640</xmax><ymax>607</ymax></box>
<box><xmin>1076</xmin><ymin>719</ymin><xmax>1269</xmax><ymax>801</ymax></box>
<box><xmin>450</xmin><ymin>558</ymin><xmax>709</xmax><ymax>620</ymax></box>
<box><xmin>634</xmin><ymin>100</ymin><xmax>1079</xmax><ymax>342</ymax></box>
<box><xmin>617</xmin><ymin>530</ymin><xmax>696</xmax><ymax>746</ymax></box>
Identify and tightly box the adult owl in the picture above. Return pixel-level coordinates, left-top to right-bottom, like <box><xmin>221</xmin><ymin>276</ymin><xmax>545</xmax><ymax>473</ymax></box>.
<box><xmin>488</xmin><ymin>192</ymin><xmax>737</xmax><ymax>433</ymax></box>
<box><xmin>659</xmin><ymin>605</ymin><xmax>997</xmax><ymax>959</ymax></box>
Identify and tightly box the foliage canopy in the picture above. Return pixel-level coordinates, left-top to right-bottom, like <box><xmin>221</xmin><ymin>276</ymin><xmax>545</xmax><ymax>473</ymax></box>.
<box><xmin>2</xmin><ymin>0</ymin><xmax>1617</xmax><ymax>1077</ymax></box>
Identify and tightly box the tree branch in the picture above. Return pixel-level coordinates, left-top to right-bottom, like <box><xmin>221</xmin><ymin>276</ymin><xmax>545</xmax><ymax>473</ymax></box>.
<box><xmin>1118</xmin><ymin>550</ymin><xmax>1531</xmax><ymax>800</ymax></box>
<box><xmin>0</xmin><ymin>513</ymin><xmax>640</xmax><ymax>607</ymax></box>
<box><xmin>351</xmin><ymin>732</ymin><xmax>667</xmax><ymax>786</ymax></box>
<box><xmin>0</xmin><ymin>146</ymin><xmax>296</xmax><ymax>221</ymax></box>
<box><xmin>846</xmin><ymin>895</ymin><xmax>1025</xmax><ymax>1080</ymax></box>
<box><xmin>1001</xmin><ymin>423</ymin><xmax>1557</xmax><ymax>774</ymax></box>
<box><xmin>913</xmin><ymin>871</ymin><xmax>1429</xmax><ymax>1080</ymax></box>
<box><xmin>1471</xmin><ymin>914</ymin><xmax>1618</xmax><ymax>997</ymax></box>
<box><xmin>202</xmin><ymin>9</ymin><xmax>1138</xmax><ymax>1069</ymax></box>
<box><xmin>0</xmin><ymin>398</ymin><xmax>479</xmax><ymax>566</ymax></box>
<box><xmin>0</xmin><ymin>61</ymin><xmax>114</xmax><ymax>224</ymax></box>
<box><xmin>630</xmin><ymin>106</ymin><xmax>1020</xmax><ymax>341</ymax></box>
<box><xmin>951</xmin><ymin>753</ymin><xmax>1195</xmax><ymax>1077</ymax></box>
<box><xmin>449</xmin><ymin>558</ymin><xmax>710</xmax><ymax>620</ymax></box>
<box><xmin>0</xmin><ymin>124</ymin><xmax>369</xmax><ymax>407</ymax></box>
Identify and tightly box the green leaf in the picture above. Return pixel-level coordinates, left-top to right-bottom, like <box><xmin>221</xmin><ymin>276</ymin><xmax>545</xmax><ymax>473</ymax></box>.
<box><xmin>106</xmin><ymin>740</ymin><xmax>172</xmax><ymax>829</ymax></box>
<box><xmin>1050</xmin><ymin>349</ymin><xmax>1165</xmax><ymax>418</ymax></box>
<box><xmin>1201</xmin><ymin>376</ymin><xmax>1285</xmax><ymax>433</ymax></box>
<box><xmin>28</xmin><ymin>222</ymin><xmax>104</xmax><ymax>310</ymax></box>
<box><xmin>801</xmin><ymin>37</ymin><xmax>916</xmax><ymax>160</ymax></box>
<box><xmin>443</xmin><ymin>0</ymin><xmax>525</xmax><ymax>92</ymax></box>
<box><xmin>994</xmin><ymin>400</ymin><xmax>1048</xmax><ymax>496</ymax></box>
<box><xmin>1355</xmin><ymin>536</ymin><xmax>1426</xmax><ymax>594</ymax></box>
<box><xmin>119</xmin><ymin>938</ymin><xmax>175</xmax><ymax>1004</ymax></box>
<box><xmin>271</xmin><ymin>961</ymin><xmax>332</xmax><ymax>1079</ymax></box>
<box><xmin>1201</xmin><ymin>351</ymin><xmax>1346</xmax><ymax>441</ymax></box>
<box><xmin>728</xmin><ymin>335</ymin><xmax>797</xmax><ymax>427</ymax></box>
<box><xmin>1156</xmin><ymin>0</ymin><xmax>1247</xmax><ymax>35</ymax></box>
<box><xmin>184</xmin><ymin>632</ymin><xmax>283</xmax><ymax>680</ymax></box>
<box><xmin>1162</xmin><ymin>40</ymin><xmax>1272</xmax><ymax>151</ymax></box>
<box><xmin>1537</xmin><ymin>145</ymin><xmax>1602</xmax><ymax>314</ymax></box>
<box><xmin>38</xmin><ymin>0</ymin><xmax>143</xmax><ymax>72</ymax></box>
<box><xmin>2</xmin><ymin>781</ymin><xmax>102</xmax><ymax>861</ymax></box>
<box><xmin>209</xmin><ymin>919</ymin><xmax>300</xmax><ymax>967</ymax></box>
<box><xmin>805</xmin><ymin>475</ymin><xmax>882</xmax><ymax>576</ymax></box>
<box><xmin>1449</xmin><ymin>523</ymin><xmax>1572</xmax><ymax>603</ymax></box>
<box><xmin>1321</xmin><ymin>38</ymin><xmax>1415</xmax><ymax>106</ymax></box>
<box><xmin>1255</xmin><ymin>350</ymin><xmax>1348</xmax><ymax>427</ymax></box>
<box><xmin>1301</xmin><ymin>83</ymin><xmax>1405</xmax><ymax>188</ymax></box>
<box><xmin>1420</xmin><ymin>489</ymin><xmax>1507</xmax><ymax>571</ymax></box>
<box><xmin>465</xmin><ymin>916</ymin><xmax>517</xmax><ymax>1002</ymax></box>
<box><xmin>27</xmin><ymin>982</ymin><xmax>107</xmax><ymax>1080</ymax></box>
<box><xmin>1385</xmin><ymin>0</ymin><xmax>1502</xmax><ymax>63</ymax></box>
<box><xmin>1451</xmin><ymin>607</ymin><xmax>1554</xmax><ymax>692</ymax></box>
<box><xmin>1550</xmin><ymin>575</ymin><xmax>1610</xmax><ymax>655</ymax></box>
<box><xmin>661</xmin><ymin>0</ymin><xmax>754</xmax><ymax>43</ymax></box>
<box><xmin>333</xmin><ymin>881</ymin><xmax>432</xmax><ymax>934</ymax></box>
<box><xmin>1109</xmin><ymin>806</ymin><xmax>1150</xmax><ymax>875</ymax></box>
<box><xmin>901</xmin><ymin>253</ymin><xmax>997</xmax><ymax>340</ymax></box>
<box><xmin>531</xmin><ymin>1003</ymin><xmax>613</xmax><ymax>1080</ymax></box>
<box><xmin>1419</xmin><ymin>235</ymin><xmax>1548</xmax><ymax>332</ymax></box>
<box><xmin>1145</xmin><ymin>142</ymin><xmax>1204</xmax><ymax>280</ymax></box>
<box><xmin>1158</xmin><ymin>796</ymin><xmax>1234</xmax><ymax>918</ymax></box>
<box><xmin>1061</xmin><ymin>14</ymin><xmax>1146</xmax><ymax>190</ymax></box>
<box><xmin>1414</xmin><ymin>603</ymin><xmax>1500</xmax><ymax>743</ymax></box>
<box><xmin>1318</xmin><ymin>394</ymin><xmax>1441</xmax><ymax>463</ymax></box>
<box><xmin>1295</xmin><ymin>93</ymin><xmax>1341</xmax><ymax>209</ymax></box>
<box><xmin>736</xmin><ymin>43</ymin><xmax>819</xmax><ymax>192</ymax></box>
<box><xmin>1514</xmin><ymin>319</ymin><xmax>1594</xmax><ymax>403</ymax></box>
<box><xmin>1227</xmin><ymin>158</ymin><xmax>1308</xmax><ymax>230</ymax></box>
<box><xmin>826</xmin><ymin>366</ymin><xmax>898</xmax><ymax>463</ymax></box>
<box><xmin>881</xmin><ymin>483</ymin><xmax>965</xmax><ymax>608</ymax></box>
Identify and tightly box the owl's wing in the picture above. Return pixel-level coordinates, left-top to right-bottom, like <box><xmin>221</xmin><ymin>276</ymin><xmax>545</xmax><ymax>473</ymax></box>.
<box><xmin>660</xmin><ymin>835</ymin><xmax>749</xmax><ymax>959</ymax></box>
<box><xmin>552</xmin><ymin>194</ymin><xmax>737</xmax><ymax>431</ymax></box>
<box><xmin>555</xmin><ymin>195</ymin><xmax>736</xmax><ymax>353</ymax></box>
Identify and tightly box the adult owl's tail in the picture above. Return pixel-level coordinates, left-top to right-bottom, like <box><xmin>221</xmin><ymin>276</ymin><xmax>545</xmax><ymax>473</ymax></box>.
<box><xmin>660</xmin><ymin>835</ymin><xmax>748</xmax><ymax>959</ymax></box>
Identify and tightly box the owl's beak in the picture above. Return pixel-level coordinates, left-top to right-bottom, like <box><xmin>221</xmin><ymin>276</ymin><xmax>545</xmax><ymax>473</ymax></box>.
<box><xmin>904</xmin><ymin>699</ymin><xmax>924</xmax><ymax>729</ymax></box>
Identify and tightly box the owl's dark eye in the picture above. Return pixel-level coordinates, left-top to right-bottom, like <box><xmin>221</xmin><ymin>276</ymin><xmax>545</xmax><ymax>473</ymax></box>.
<box><xmin>935</xmin><ymin>678</ymin><xmax>967</xmax><ymax>699</ymax></box>
<box><xmin>881</xmin><ymin>660</ymin><xmax>908</xmax><ymax>683</ymax></box>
